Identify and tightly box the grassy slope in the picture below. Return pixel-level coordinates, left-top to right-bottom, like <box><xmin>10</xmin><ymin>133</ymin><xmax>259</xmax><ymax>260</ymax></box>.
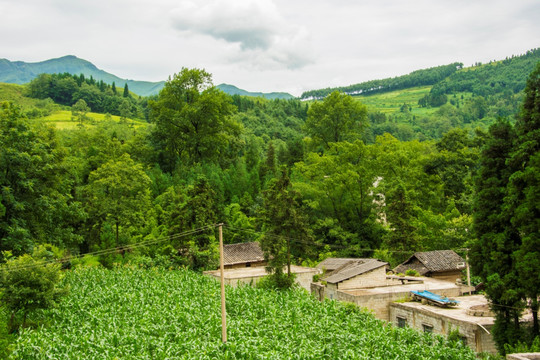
<box><xmin>40</xmin><ymin>110</ymin><xmax>148</xmax><ymax>130</ymax></box>
<box><xmin>0</xmin><ymin>83</ymin><xmax>41</xmax><ymax>109</ymax></box>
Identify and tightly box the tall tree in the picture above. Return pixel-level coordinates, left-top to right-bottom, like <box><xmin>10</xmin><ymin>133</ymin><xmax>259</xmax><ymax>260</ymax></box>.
<box><xmin>304</xmin><ymin>91</ymin><xmax>367</xmax><ymax>151</ymax></box>
<box><xmin>84</xmin><ymin>154</ymin><xmax>151</xmax><ymax>247</ymax></box>
<box><xmin>470</xmin><ymin>119</ymin><xmax>523</xmax><ymax>353</ymax></box>
<box><xmin>149</xmin><ymin>68</ymin><xmax>242</xmax><ymax>171</ymax></box>
<box><xmin>507</xmin><ymin>62</ymin><xmax>540</xmax><ymax>337</ymax></box>
<box><xmin>260</xmin><ymin>168</ymin><xmax>313</xmax><ymax>288</ymax></box>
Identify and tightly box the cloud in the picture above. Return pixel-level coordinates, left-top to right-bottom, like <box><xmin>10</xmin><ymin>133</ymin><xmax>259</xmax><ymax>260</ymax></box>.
<box><xmin>170</xmin><ymin>0</ymin><xmax>313</xmax><ymax>69</ymax></box>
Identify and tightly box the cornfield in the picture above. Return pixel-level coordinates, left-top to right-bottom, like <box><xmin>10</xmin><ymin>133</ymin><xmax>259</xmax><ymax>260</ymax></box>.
<box><xmin>11</xmin><ymin>267</ymin><xmax>476</xmax><ymax>359</ymax></box>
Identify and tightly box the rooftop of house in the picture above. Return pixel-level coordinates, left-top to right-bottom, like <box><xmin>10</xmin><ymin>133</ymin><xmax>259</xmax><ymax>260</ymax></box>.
<box><xmin>394</xmin><ymin>250</ymin><xmax>466</xmax><ymax>275</ymax></box>
<box><xmin>204</xmin><ymin>265</ymin><xmax>319</xmax><ymax>280</ymax></box>
<box><xmin>223</xmin><ymin>241</ymin><xmax>265</xmax><ymax>266</ymax></box>
<box><xmin>390</xmin><ymin>294</ymin><xmax>535</xmax><ymax>326</ymax></box>
<box><xmin>323</xmin><ymin>259</ymin><xmax>388</xmax><ymax>284</ymax></box>
<box><xmin>341</xmin><ymin>276</ymin><xmax>473</xmax><ymax>297</ymax></box>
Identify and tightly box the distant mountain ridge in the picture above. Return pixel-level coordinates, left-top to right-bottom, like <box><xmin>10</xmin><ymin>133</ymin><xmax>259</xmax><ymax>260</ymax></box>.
<box><xmin>0</xmin><ymin>55</ymin><xmax>294</xmax><ymax>99</ymax></box>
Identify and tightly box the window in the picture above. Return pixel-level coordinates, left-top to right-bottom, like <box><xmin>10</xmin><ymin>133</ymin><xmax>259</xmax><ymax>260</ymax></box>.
<box><xmin>423</xmin><ymin>324</ymin><xmax>433</xmax><ymax>333</ymax></box>
<box><xmin>397</xmin><ymin>317</ymin><xmax>407</xmax><ymax>328</ymax></box>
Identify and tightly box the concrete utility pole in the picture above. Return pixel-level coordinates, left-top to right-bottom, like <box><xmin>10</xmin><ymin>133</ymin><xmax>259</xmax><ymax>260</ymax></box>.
<box><xmin>466</xmin><ymin>249</ymin><xmax>471</xmax><ymax>295</ymax></box>
<box><xmin>218</xmin><ymin>223</ymin><xmax>227</xmax><ymax>343</ymax></box>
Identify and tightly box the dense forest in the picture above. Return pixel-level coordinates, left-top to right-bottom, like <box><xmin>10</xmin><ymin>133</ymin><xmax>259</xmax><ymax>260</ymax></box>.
<box><xmin>0</xmin><ymin>50</ymin><xmax>539</xmax><ymax>355</ymax></box>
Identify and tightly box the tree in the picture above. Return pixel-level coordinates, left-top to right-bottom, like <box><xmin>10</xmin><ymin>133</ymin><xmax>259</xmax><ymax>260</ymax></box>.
<box><xmin>470</xmin><ymin>119</ymin><xmax>523</xmax><ymax>353</ymax></box>
<box><xmin>0</xmin><ymin>247</ymin><xmax>66</xmax><ymax>331</ymax></box>
<box><xmin>84</xmin><ymin>154</ymin><xmax>151</xmax><ymax>247</ymax></box>
<box><xmin>149</xmin><ymin>68</ymin><xmax>242</xmax><ymax>171</ymax></box>
<box><xmin>123</xmin><ymin>83</ymin><xmax>130</xmax><ymax>98</ymax></box>
<box><xmin>71</xmin><ymin>98</ymin><xmax>90</xmax><ymax>127</ymax></box>
<box><xmin>1</xmin><ymin>102</ymin><xmax>83</xmax><ymax>255</ymax></box>
<box><xmin>507</xmin><ymin>62</ymin><xmax>540</xmax><ymax>338</ymax></box>
<box><xmin>305</xmin><ymin>91</ymin><xmax>367</xmax><ymax>150</ymax></box>
<box><xmin>260</xmin><ymin>168</ymin><xmax>313</xmax><ymax>288</ymax></box>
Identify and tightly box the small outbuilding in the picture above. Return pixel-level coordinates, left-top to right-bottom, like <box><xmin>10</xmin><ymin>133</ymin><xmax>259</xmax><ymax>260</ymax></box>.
<box><xmin>223</xmin><ymin>242</ymin><xmax>266</xmax><ymax>269</ymax></box>
<box><xmin>393</xmin><ymin>250</ymin><xmax>466</xmax><ymax>283</ymax></box>
<box><xmin>316</xmin><ymin>258</ymin><xmax>389</xmax><ymax>299</ymax></box>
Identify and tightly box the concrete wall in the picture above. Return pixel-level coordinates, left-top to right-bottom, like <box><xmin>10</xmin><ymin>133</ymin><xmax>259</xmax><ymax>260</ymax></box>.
<box><xmin>337</xmin><ymin>287</ymin><xmax>463</xmax><ymax>321</ymax></box>
<box><xmin>337</xmin><ymin>267</ymin><xmax>387</xmax><ymax>290</ymax></box>
<box><xmin>225</xmin><ymin>261</ymin><xmax>266</xmax><ymax>269</ymax></box>
<box><xmin>507</xmin><ymin>354</ymin><xmax>540</xmax><ymax>360</ymax></box>
<box><xmin>431</xmin><ymin>270</ymin><xmax>462</xmax><ymax>283</ymax></box>
<box><xmin>389</xmin><ymin>303</ymin><xmax>497</xmax><ymax>354</ymax></box>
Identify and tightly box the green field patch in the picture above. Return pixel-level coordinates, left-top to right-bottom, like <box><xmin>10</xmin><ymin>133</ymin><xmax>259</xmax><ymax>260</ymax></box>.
<box><xmin>39</xmin><ymin>110</ymin><xmax>147</xmax><ymax>129</ymax></box>
<box><xmin>354</xmin><ymin>86</ymin><xmax>433</xmax><ymax>115</ymax></box>
<box><xmin>10</xmin><ymin>267</ymin><xmax>477</xmax><ymax>359</ymax></box>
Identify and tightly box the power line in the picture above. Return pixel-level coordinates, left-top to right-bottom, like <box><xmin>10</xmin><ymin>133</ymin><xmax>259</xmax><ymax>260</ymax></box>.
<box><xmin>2</xmin><ymin>224</ymin><xmax>219</xmax><ymax>273</ymax></box>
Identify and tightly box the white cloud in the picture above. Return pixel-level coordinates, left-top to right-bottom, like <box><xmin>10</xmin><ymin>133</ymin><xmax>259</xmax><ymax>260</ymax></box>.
<box><xmin>170</xmin><ymin>0</ymin><xmax>313</xmax><ymax>69</ymax></box>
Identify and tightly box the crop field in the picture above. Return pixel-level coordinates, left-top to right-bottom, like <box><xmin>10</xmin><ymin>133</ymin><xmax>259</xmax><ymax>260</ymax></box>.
<box><xmin>39</xmin><ymin>110</ymin><xmax>148</xmax><ymax>130</ymax></box>
<box><xmin>10</xmin><ymin>267</ymin><xmax>477</xmax><ymax>359</ymax></box>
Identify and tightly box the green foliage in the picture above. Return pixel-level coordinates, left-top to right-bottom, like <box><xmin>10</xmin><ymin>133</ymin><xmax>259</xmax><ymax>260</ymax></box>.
<box><xmin>301</xmin><ymin>62</ymin><xmax>462</xmax><ymax>99</ymax></box>
<box><xmin>305</xmin><ymin>91</ymin><xmax>367</xmax><ymax>150</ymax></box>
<box><xmin>149</xmin><ymin>68</ymin><xmax>242</xmax><ymax>170</ymax></box>
<box><xmin>0</xmin><ymin>251</ymin><xmax>66</xmax><ymax>332</ymax></box>
<box><xmin>404</xmin><ymin>269</ymin><xmax>420</xmax><ymax>277</ymax></box>
<box><xmin>260</xmin><ymin>168</ymin><xmax>314</xmax><ymax>287</ymax></box>
<box><xmin>9</xmin><ymin>267</ymin><xmax>478</xmax><ymax>359</ymax></box>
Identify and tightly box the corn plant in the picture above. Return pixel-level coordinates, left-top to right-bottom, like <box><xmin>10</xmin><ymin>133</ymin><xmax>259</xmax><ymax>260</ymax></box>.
<box><xmin>10</xmin><ymin>267</ymin><xmax>476</xmax><ymax>359</ymax></box>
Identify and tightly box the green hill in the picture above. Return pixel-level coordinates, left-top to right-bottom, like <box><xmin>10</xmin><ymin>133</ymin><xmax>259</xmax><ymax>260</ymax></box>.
<box><xmin>0</xmin><ymin>55</ymin><xmax>165</xmax><ymax>97</ymax></box>
<box><xmin>0</xmin><ymin>56</ymin><xmax>294</xmax><ymax>99</ymax></box>
<box><xmin>217</xmin><ymin>83</ymin><xmax>294</xmax><ymax>99</ymax></box>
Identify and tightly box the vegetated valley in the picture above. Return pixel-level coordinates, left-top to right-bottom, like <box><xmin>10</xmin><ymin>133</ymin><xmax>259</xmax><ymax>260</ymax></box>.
<box><xmin>0</xmin><ymin>48</ymin><xmax>539</xmax><ymax>358</ymax></box>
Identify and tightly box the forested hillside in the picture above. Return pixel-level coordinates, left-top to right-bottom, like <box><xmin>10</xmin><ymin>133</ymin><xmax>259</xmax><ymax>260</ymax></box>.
<box><xmin>0</xmin><ymin>50</ymin><xmax>539</xmax><ymax>356</ymax></box>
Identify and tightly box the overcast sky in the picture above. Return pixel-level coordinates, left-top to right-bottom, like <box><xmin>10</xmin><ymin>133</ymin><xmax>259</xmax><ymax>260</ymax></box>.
<box><xmin>1</xmin><ymin>0</ymin><xmax>539</xmax><ymax>96</ymax></box>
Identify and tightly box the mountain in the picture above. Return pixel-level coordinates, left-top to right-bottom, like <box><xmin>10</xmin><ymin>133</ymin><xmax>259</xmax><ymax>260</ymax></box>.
<box><xmin>0</xmin><ymin>55</ymin><xmax>294</xmax><ymax>99</ymax></box>
<box><xmin>0</xmin><ymin>55</ymin><xmax>165</xmax><ymax>97</ymax></box>
<box><xmin>216</xmin><ymin>84</ymin><xmax>294</xmax><ymax>100</ymax></box>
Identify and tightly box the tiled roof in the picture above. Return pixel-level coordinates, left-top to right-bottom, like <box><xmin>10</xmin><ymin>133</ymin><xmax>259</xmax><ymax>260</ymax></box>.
<box><xmin>323</xmin><ymin>259</ymin><xmax>388</xmax><ymax>284</ymax></box>
<box><xmin>223</xmin><ymin>242</ymin><xmax>265</xmax><ymax>266</ymax></box>
<box><xmin>394</xmin><ymin>250</ymin><xmax>465</xmax><ymax>275</ymax></box>
<box><xmin>317</xmin><ymin>258</ymin><xmax>370</xmax><ymax>271</ymax></box>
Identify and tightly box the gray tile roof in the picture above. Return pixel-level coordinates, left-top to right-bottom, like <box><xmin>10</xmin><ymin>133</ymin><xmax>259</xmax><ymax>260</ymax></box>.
<box><xmin>322</xmin><ymin>258</ymin><xmax>388</xmax><ymax>284</ymax></box>
<box><xmin>223</xmin><ymin>242</ymin><xmax>265</xmax><ymax>266</ymax></box>
<box><xmin>394</xmin><ymin>250</ymin><xmax>465</xmax><ymax>275</ymax></box>
<box><xmin>317</xmin><ymin>258</ymin><xmax>371</xmax><ymax>271</ymax></box>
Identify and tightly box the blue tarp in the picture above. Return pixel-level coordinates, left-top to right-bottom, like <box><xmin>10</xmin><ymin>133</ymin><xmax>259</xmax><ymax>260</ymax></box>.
<box><xmin>410</xmin><ymin>290</ymin><xmax>459</xmax><ymax>306</ymax></box>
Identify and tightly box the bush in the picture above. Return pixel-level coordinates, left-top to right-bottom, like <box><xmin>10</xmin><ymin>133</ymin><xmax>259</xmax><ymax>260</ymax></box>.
<box><xmin>405</xmin><ymin>269</ymin><xmax>420</xmax><ymax>277</ymax></box>
<box><xmin>0</xmin><ymin>252</ymin><xmax>67</xmax><ymax>331</ymax></box>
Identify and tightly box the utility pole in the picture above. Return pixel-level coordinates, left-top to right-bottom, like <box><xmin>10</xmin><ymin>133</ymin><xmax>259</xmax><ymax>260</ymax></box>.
<box><xmin>465</xmin><ymin>249</ymin><xmax>471</xmax><ymax>295</ymax></box>
<box><xmin>218</xmin><ymin>223</ymin><xmax>227</xmax><ymax>343</ymax></box>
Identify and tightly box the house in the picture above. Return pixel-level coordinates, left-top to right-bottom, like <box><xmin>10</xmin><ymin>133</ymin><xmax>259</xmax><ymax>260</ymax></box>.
<box><xmin>204</xmin><ymin>265</ymin><xmax>320</xmax><ymax>291</ymax></box>
<box><xmin>222</xmin><ymin>241</ymin><xmax>266</xmax><ymax>269</ymax></box>
<box><xmin>315</xmin><ymin>258</ymin><xmax>389</xmax><ymax>300</ymax></box>
<box><xmin>316</xmin><ymin>276</ymin><xmax>473</xmax><ymax>321</ymax></box>
<box><xmin>393</xmin><ymin>250</ymin><xmax>466</xmax><ymax>283</ymax></box>
<box><xmin>389</xmin><ymin>294</ymin><xmax>534</xmax><ymax>354</ymax></box>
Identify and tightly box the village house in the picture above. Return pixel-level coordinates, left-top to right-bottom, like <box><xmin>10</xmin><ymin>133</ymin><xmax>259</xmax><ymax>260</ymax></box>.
<box><xmin>204</xmin><ymin>241</ymin><xmax>319</xmax><ymax>291</ymax></box>
<box><xmin>314</xmin><ymin>258</ymin><xmax>389</xmax><ymax>300</ymax></box>
<box><xmin>222</xmin><ymin>241</ymin><xmax>266</xmax><ymax>269</ymax></box>
<box><xmin>389</xmin><ymin>294</ymin><xmax>536</xmax><ymax>355</ymax></box>
<box><xmin>312</xmin><ymin>257</ymin><xmax>473</xmax><ymax>321</ymax></box>
<box><xmin>205</xmin><ymin>265</ymin><xmax>319</xmax><ymax>291</ymax></box>
<box><xmin>393</xmin><ymin>250</ymin><xmax>466</xmax><ymax>283</ymax></box>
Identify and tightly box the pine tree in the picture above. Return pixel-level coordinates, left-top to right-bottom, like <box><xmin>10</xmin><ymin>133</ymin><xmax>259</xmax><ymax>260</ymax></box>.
<box><xmin>260</xmin><ymin>168</ymin><xmax>313</xmax><ymax>288</ymax></box>
<box><xmin>507</xmin><ymin>62</ymin><xmax>540</xmax><ymax>337</ymax></box>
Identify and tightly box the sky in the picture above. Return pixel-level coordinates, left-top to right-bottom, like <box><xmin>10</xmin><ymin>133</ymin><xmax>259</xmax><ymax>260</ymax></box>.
<box><xmin>1</xmin><ymin>0</ymin><xmax>539</xmax><ymax>97</ymax></box>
